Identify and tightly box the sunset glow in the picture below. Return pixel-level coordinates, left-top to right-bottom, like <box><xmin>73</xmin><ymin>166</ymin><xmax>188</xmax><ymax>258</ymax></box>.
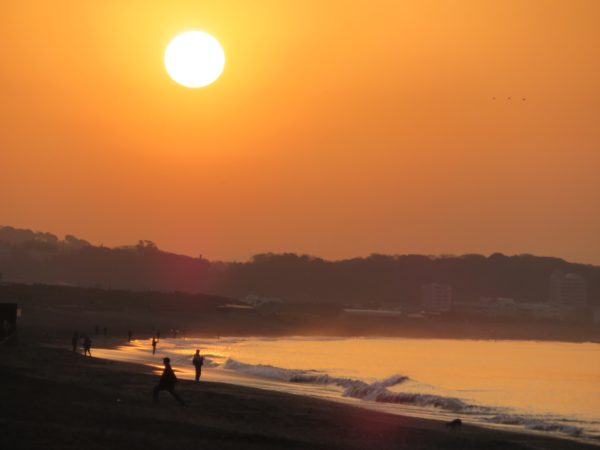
<box><xmin>3</xmin><ymin>3</ymin><xmax>600</xmax><ymax>449</ymax></box>
<box><xmin>1</xmin><ymin>1</ymin><xmax>599</xmax><ymax>263</ymax></box>
<box><xmin>164</xmin><ymin>31</ymin><xmax>225</xmax><ymax>88</ymax></box>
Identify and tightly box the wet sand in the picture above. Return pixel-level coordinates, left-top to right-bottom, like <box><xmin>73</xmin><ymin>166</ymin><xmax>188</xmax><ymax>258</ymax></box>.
<box><xmin>1</xmin><ymin>339</ymin><xmax>597</xmax><ymax>450</ymax></box>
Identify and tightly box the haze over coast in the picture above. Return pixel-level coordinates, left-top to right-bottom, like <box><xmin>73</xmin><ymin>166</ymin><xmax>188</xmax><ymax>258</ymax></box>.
<box><xmin>1</xmin><ymin>225</ymin><xmax>599</xmax><ymax>304</ymax></box>
<box><xmin>2</xmin><ymin>2</ymin><xmax>600</xmax><ymax>448</ymax></box>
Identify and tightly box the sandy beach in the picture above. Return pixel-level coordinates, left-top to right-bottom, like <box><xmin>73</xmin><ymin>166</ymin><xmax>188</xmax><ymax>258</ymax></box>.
<box><xmin>1</xmin><ymin>336</ymin><xmax>597</xmax><ymax>450</ymax></box>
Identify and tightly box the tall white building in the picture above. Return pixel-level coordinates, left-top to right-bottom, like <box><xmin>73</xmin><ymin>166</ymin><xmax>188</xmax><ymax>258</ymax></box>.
<box><xmin>421</xmin><ymin>282</ymin><xmax>453</xmax><ymax>312</ymax></box>
<box><xmin>549</xmin><ymin>270</ymin><xmax>587</xmax><ymax>307</ymax></box>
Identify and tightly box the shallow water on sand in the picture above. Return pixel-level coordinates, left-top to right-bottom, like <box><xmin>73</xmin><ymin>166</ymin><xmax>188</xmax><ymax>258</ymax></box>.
<box><xmin>94</xmin><ymin>336</ymin><xmax>600</xmax><ymax>442</ymax></box>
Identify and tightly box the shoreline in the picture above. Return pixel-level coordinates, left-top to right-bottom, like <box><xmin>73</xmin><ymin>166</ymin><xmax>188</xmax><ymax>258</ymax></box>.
<box><xmin>91</xmin><ymin>335</ymin><xmax>600</xmax><ymax>445</ymax></box>
<box><xmin>21</xmin><ymin>323</ymin><xmax>600</xmax><ymax>347</ymax></box>
<box><xmin>1</xmin><ymin>337</ymin><xmax>598</xmax><ymax>449</ymax></box>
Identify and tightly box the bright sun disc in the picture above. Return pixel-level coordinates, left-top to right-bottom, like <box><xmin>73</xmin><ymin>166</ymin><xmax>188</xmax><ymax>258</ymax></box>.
<box><xmin>164</xmin><ymin>31</ymin><xmax>225</xmax><ymax>88</ymax></box>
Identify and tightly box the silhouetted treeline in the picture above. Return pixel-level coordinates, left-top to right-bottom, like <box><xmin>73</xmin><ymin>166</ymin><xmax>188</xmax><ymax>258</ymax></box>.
<box><xmin>223</xmin><ymin>252</ymin><xmax>600</xmax><ymax>306</ymax></box>
<box><xmin>0</xmin><ymin>226</ymin><xmax>90</xmax><ymax>250</ymax></box>
<box><xmin>0</xmin><ymin>283</ymin><xmax>227</xmax><ymax>313</ymax></box>
<box><xmin>1</xmin><ymin>226</ymin><xmax>599</xmax><ymax>306</ymax></box>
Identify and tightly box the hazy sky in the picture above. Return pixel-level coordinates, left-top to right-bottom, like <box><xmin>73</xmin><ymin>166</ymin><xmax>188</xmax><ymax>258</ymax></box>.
<box><xmin>1</xmin><ymin>1</ymin><xmax>599</xmax><ymax>263</ymax></box>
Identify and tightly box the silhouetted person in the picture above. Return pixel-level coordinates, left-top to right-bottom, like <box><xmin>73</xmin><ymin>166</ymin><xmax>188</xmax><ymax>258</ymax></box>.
<box><xmin>71</xmin><ymin>331</ymin><xmax>79</xmax><ymax>352</ymax></box>
<box><xmin>152</xmin><ymin>337</ymin><xmax>157</xmax><ymax>355</ymax></box>
<box><xmin>83</xmin><ymin>336</ymin><xmax>92</xmax><ymax>356</ymax></box>
<box><xmin>192</xmin><ymin>349</ymin><xmax>204</xmax><ymax>382</ymax></box>
<box><xmin>153</xmin><ymin>357</ymin><xmax>185</xmax><ymax>406</ymax></box>
<box><xmin>103</xmin><ymin>327</ymin><xmax>107</xmax><ymax>337</ymax></box>
<box><xmin>128</xmin><ymin>330</ymin><xmax>132</xmax><ymax>342</ymax></box>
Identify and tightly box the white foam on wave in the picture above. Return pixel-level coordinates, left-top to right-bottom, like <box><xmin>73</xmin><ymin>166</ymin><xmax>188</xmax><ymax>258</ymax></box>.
<box><xmin>293</xmin><ymin>372</ymin><xmax>410</xmax><ymax>402</ymax></box>
<box><xmin>201</xmin><ymin>357</ymin><xmax>220</xmax><ymax>368</ymax></box>
<box><xmin>222</xmin><ymin>359</ymin><xmax>309</xmax><ymax>380</ymax></box>
<box><xmin>221</xmin><ymin>358</ymin><xmax>477</xmax><ymax>413</ymax></box>
<box><xmin>484</xmin><ymin>414</ymin><xmax>585</xmax><ymax>437</ymax></box>
<box><xmin>220</xmin><ymin>358</ymin><xmax>596</xmax><ymax>440</ymax></box>
<box><xmin>368</xmin><ymin>390</ymin><xmax>471</xmax><ymax>411</ymax></box>
<box><xmin>221</xmin><ymin>359</ymin><xmax>472</xmax><ymax>410</ymax></box>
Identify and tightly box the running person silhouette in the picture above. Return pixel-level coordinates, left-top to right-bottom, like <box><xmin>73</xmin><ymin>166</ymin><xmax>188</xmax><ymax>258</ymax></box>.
<box><xmin>153</xmin><ymin>357</ymin><xmax>186</xmax><ymax>406</ymax></box>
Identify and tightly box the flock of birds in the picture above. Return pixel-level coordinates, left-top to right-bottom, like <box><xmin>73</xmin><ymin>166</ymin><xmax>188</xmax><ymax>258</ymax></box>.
<box><xmin>492</xmin><ymin>96</ymin><xmax>527</xmax><ymax>101</ymax></box>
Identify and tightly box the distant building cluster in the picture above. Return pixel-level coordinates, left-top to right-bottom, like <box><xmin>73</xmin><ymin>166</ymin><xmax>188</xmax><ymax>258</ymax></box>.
<box><xmin>240</xmin><ymin>295</ymin><xmax>283</xmax><ymax>308</ymax></box>
<box><xmin>421</xmin><ymin>282</ymin><xmax>453</xmax><ymax>312</ymax></box>
<box><xmin>341</xmin><ymin>270</ymin><xmax>598</xmax><ymax>326</ymax></box>
<box><xmin>416</xmin><ymin>270</ymin><xmax>596</xmax><ymax>324</ymax></box>
<box><xmin>549</xmin><ymin>270</ymin><xmax>587</xmax><ymax>307</ymax></box>
<box><xmin>473</xmin><ymin>297</ymin><xmax>565</xmax><ymax>320</ymax></box>
<box><xmin>476</xmin><ymin>297</ymin><xmax>517</xmax><ymax>317</ymax></box>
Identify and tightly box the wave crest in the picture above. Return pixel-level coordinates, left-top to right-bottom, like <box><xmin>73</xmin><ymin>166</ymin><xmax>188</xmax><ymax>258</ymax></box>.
<box><xmin>485</xmin><ymin>415</ymin><xmax>584</xmax><ymax>437</ymax></box>
<box><xmin>222</xmin><ymin>359</ymin><xmax>471</xmax><ymax>410</ymax></box>
<box><xmin>220</xmin><ymin>358</ymin><xmax>593</xmax><ymax>439</ymax></box>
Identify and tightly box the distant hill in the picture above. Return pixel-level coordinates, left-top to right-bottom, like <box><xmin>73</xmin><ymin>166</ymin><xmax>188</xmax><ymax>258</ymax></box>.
<box><xmin>1</xmin><ymin>225</ymin><xmax>598</xmax><ymax>306</ymax></box>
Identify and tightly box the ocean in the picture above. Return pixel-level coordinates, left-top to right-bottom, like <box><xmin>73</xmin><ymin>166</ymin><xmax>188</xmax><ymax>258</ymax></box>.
<box><xmin>94</xmin><ymin>336</ymin><xmax>600</xmax><ymax>443</ymax></box>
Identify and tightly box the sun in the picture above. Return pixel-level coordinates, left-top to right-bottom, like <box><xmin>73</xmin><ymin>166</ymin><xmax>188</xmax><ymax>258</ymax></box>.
<box><xmin>164</xmin><ymin>31</ymin><xmax>225</xmax><ymax>88</ymax></box>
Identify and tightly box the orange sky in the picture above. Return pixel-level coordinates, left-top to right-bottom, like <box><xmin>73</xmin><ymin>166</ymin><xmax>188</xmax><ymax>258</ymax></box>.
<box><xmin>1</xmin><ymin>1</ymin><xmax>599</xmax><ymax>263</ymax></box>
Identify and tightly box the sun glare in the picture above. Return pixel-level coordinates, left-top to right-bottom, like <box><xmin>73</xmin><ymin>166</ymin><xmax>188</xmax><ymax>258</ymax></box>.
<box><xmin>164</xmin><ymin>31</ymin><xmax>225</xmax><ymax>88</ymax></box>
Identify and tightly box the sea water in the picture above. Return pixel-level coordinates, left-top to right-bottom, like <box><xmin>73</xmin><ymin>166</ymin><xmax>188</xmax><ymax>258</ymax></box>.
<box><xmin>94</xmin><ymin>337</ymin><xmax>600</xmax><ymax>442</ymax></box>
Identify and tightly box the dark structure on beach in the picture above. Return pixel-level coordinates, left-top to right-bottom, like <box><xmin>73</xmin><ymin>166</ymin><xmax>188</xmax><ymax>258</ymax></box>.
<box><xmin>0</xmin><ymin>302</ymin><xmax>18</xmax><ymax>344</ymax></box>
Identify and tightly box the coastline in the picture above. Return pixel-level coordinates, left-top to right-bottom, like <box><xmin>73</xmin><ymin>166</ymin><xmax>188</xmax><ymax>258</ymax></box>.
<box><xmin>91</xmin><ymin>335</ymin><xmax>600</xmax><ymax>443</ymax></box>
<box><xmin>6</xmin><ymin>283</ymin><xmax>600</xmax><ymax>345</ymax></box>
<box><xmin>1</xmin><ymin>338</ymin><xmax>598</xmax><ymax>449</ymax></box>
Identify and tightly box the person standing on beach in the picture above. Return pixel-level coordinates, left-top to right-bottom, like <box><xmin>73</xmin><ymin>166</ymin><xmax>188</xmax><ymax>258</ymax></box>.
<box><xmin>192</xmin><ymin>349</ymin><xmax>204</xmax><ymax>382</ymax></box>
<box><xmin>128</xmin><ymin>330</ymin><xmax>132</xmax><ymax>342</ymax></box>
<box><xmin>151</xmin><ymin>337</ymin><xmax>157</xmax><ymax>355</ymax></box>
<box><xmin>153</xmin><ymin>357</ymin><xmax>186</xmax><ymax>406</ymax></box>
<box><xmin>71</xmin><ymin>331</ymin><xmax>79</xmax><ymax>352</ymax></box>
<box><xmin>83</xmin><ymin>335</ymin><xmax>92</xmax><ymax>356</ymax></box>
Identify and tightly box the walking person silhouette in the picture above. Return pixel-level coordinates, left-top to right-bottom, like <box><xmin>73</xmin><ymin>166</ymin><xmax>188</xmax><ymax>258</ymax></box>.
<box><xmin>153</xmin><ymin>357</ymin><xmax>186</xmax><ymax>406</ymax></box>
<box><xmin>83</xmin><ymin>335</ymin><xmax>92</xmax><ymax>356</ymax></box>
<box><xmin>152</xmin><ymin>337</ymin><xmax>157</xmax><ymax>355</ymax></box>
<box><xmin>192</xmin><ymin>349</ymin><xmax>204</xmax><ymax>382</ymax></box>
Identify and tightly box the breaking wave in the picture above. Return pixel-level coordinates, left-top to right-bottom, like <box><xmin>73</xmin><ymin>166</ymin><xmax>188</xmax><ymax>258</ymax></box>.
<box><xmin>222</xmin><ymin>359</ymin><xmax>311</xmax><ymax>381</ymax></box>
<box><xmin>201</xmin><ymin>357</ymin><xmax>220</xmax><ymax>368</ymax></box>
<box><xmin>484</xmin><ymin>414</ymin><xmax>585</xmax><ymax>437</ymax></box>
<box><xmin>220</xmin><ymin>358</ymin><xmax>595</xmax><ymax>440</ymax></box>
<box><xmin>221</xmin><ymin>359</ymin><xmax>469</xmax><ymax>411</ymax></box>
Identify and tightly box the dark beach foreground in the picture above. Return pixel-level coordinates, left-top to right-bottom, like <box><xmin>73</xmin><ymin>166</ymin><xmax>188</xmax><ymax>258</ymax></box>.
<box><xmin>1</xmin><ymin>339</ymin><xmax>597</xmax><ymax>450</ymax></box>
